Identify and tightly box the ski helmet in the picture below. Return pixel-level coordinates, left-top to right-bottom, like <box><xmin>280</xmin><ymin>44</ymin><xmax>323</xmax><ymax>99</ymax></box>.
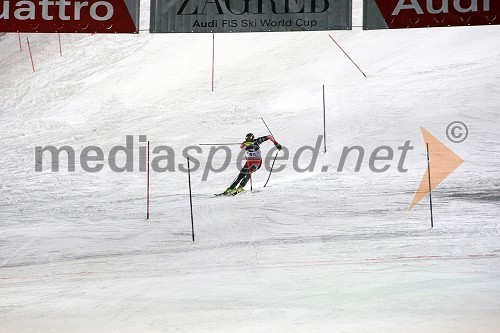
<box><xmin>245</xmin><ymin>133</ymin><xmax>254</xmax><ymax>141</ymax></box>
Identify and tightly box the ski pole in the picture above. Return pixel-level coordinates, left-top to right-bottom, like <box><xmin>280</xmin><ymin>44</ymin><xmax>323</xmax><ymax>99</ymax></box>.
<box><xmin>261</xmin><ymin>117</ymin><xmax>277</xmax><ymax>140</ymax></box>
<box><xmin>264</xmin><ymin>152</ymin><xmax>279</xmax><ymax>187</ymax></box>
<box><xmin>199</xmin><ymin>143</ymin><xmax>240</xmax><ymax>146</ymax></box>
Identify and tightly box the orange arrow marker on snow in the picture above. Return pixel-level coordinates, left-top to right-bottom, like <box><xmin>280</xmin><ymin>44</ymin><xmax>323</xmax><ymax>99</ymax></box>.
<box><xmin>410</xmin><ymin>126</ymin><xmax>464</xmax><ymax>209</ymax></box>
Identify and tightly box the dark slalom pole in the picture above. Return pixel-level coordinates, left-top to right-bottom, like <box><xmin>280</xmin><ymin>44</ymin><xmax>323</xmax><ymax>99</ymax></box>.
<box><xmin>323</xmin><ymin>85</ymin><xmax>327</xmax><ymax>153</ymax></box>
<box><xmin>261</xmin><ymin>117</ymin><xmax>280</xmax><ymax>188</ymax></box>
<box><xmin>147</xmin><ymin>141</ymin><xmax>150</xmax><ymax>220</ymax></box>
<box><xmin>426</xmin><ymin>143</ymin><xmax>434</xmax><ymax>228</ymax></box>
<box><xmin>211</xmin><ymin>33</ymin><xmax>215</xmax><ymax>92</ymax></box>
<box><xmin>187</xmin><ymin>157</ymin><xmax>195</xmax><ymax>241</ymax></box>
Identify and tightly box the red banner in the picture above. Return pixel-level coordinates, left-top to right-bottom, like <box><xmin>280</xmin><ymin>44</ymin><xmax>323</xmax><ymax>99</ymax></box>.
<box><xmin>0</xmin><ymin>0</ymin><xmax>138</xmax><ymax>33</ymax></box>
<box><xmin>373</xmin><ymin>0</ymin><xmax>498</xmax><ymax>28</ymax></box>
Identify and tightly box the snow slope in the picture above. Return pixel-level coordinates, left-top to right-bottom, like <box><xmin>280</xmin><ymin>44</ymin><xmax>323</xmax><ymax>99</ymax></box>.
<box><xmin>1</xmin><ymin>1</ymin><xmax>500</xmax><ymax>332</ymax></box>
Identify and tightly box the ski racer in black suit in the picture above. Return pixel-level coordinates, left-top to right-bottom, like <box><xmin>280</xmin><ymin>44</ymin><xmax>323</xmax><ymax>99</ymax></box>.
<box><xmin>223</xmin><ymin>133</ymin><xmax>282</xmax><ymax>195</ymax></box>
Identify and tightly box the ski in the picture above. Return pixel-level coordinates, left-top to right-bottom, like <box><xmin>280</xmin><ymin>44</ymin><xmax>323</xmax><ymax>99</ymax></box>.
<box><xmin>215</xmin><ymin>192</ymin><xmax>234</xmax><ymax>197</ymax></box>
<box><xmin>215</xmin><ymin>193</ymin><xmax>237</xmax><ymax>197</ymax></box>
<box><xmin>215</xmin><ymin>190</ymin><xmax>245</xmax><ymax>197</ymax></box>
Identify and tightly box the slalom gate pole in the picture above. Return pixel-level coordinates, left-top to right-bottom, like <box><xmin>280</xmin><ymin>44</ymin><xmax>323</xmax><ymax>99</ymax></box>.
<box><xmin>26</xmin><ymin>37</ymin><xmax>35</xmax><ymax>72</ymax></box>
<box><xmin>328</xmin><ymin>35</ymin><xmax>367</xmax><ymax>78</ymax></box>
<box><xmin>18</xmin><ymin>33</ymin><xmax>22</xmax><ymax>52</ymax></box>
<box><xmin>263</xmin><ymin>152</ymin><xmax>279</xmax><ymax>188</ymax></box>
<box><xmin>187</xmin><ymin>157</ymin><xmax>195</xmax><ymax>241</ymax></box>
<box><xmin>426</xmin><ymin>143</ymin><xmax>434</xmax><ymax>228</ymax></box>
<box><xmin>147</xmin><ymin>141</ymin><xmax>150</xmax><ymax>220</ymax></box>
<box><xmin>323</xmin><ymin>85</ymin><xmax>327</xmax><ymax>153</ymax></box>
<box><xmin>261</xmin><ymin>118</ymin><xmax>280</xmax><ymax>188</ymax></box>
<box><xmin>211</xmin><ymin>33</ymin><xmax>215</xmax><ymax>92</ymax></box>
<box><xmin>58</xmin><ymin>33</ymin><xmax>62</xmax><ymax>56</ymax></box>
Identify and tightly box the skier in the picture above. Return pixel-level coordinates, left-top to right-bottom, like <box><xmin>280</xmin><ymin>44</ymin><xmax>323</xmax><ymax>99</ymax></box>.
<box><xmin>221</xmin><ymin>133</ymin><xmax>282</xmax><ymax>196</ymax></box>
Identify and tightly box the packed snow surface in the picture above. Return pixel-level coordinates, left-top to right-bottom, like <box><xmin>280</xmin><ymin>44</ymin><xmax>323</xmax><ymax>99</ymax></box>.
<box><xmin>1</xmin><ymin>1</ymin><xmax>499</xmax><ymax>332</ymax></box>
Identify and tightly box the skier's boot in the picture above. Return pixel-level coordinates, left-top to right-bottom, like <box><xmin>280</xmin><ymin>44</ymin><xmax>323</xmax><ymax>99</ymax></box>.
<box><xmin>223</xmin><ymin>188</ymin><xmax>236</xmax><ymax>196</ymax></box>
<box><xmin>236</xmin><ymin>186</ymin><xmax>244</xmax><ymax>194</ymax></box>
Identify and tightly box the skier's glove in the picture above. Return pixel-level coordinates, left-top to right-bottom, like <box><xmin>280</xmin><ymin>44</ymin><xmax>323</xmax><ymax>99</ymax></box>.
<box><xmin>275</xmin><ymin>144</ymin><xmax>282</xmax><ymax>151</ymax></box>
